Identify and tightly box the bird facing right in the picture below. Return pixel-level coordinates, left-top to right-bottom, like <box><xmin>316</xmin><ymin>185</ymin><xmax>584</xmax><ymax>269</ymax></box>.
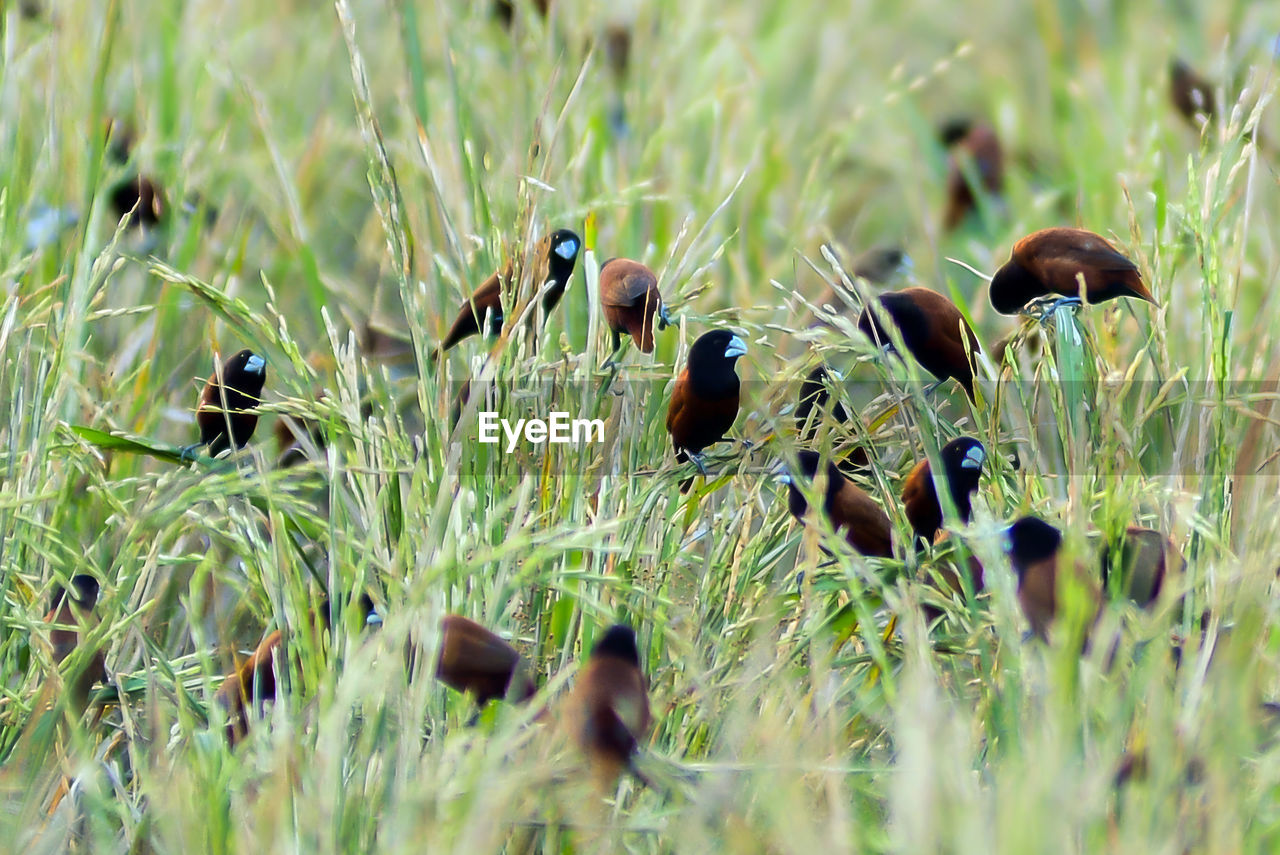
<box><xmin>566</xmin><ymin>624</ymin><xmax>651</xmax><ymax>788</ymax></box>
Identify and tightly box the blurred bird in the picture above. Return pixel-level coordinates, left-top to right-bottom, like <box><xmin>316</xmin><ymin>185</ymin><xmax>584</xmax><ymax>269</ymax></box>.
<box><xmin>103</xmin><ymin>119</ymin><xmax>167</xmax><ymax>229</ymax></box>
<box><xmin>1004</xmin><ymin>516</ymin><xmax>1105</xmax><ymax>641</ymax></box>
<box><xmin>1101</xmin><ymin>526</ymin><xmax>1185</xmax><ymax>609</ymax></box>
<box><xmin>781</xmin><ymin>450</ymin><xmax>894</xmax><ymax>558</ymax></box>
<box><xmin>857</xmin><ymin>287</ymin><xmax>982</xmax><ymax>401</ymax></box>
<box><xmin>438</xmin><ymin>228</ymin><xmax>581</xmax><ymax>353</ymax></box>
<box><xmin>666</xmin><ymin>330</ymin><xmax>746</xmax><ymax>490</ymax></box>
<box><xmin>814</xmin><ymin>245</ymin><xmax>909</xmax><ymax>319</ymax></box>
<box><xmin>795</xmin><ymin>364</ymin><xmax>849</xmax><ymax>441</ymax></box>
<box><xmin>989</xmin><ymin>228</ymin><xmax>1154</xmax><ymax>317</ymax></box>
<box><xmin>940</xmin><ymin>119</ymin><xmax>1004</xmax><ymax>231</ymax></box>
<box><xmin>1169</xmin><ymin>59</ymin><xmax>1216</xmax><ymax>128</ymax></box>
<box><xmin>41</xmin><ymin>575</ymin><xmax>108</xmax><ymax>716</ymax></box>
<box><xmin>901</xmin><ymin>437</ymin><xmax>986</xmax><ymax>544</ymax></box>
<box><xmin>493</xmin><ymin>0</ymin><xmax>549</xmax><ymax>28</ymax></box>
<box><xmin>599</xmin><ymin>257</ymin><xmax>672</xmax><ymax>356</ymax></box>
<box><xmin>435</xmin><ymin>614</ymin><xmax>537</xmax><ymax>708</ymax></box>
<box><xmin>566</xmin><ymin>624</ymin><xmax>652</xmax><ymax>789</ymax></box>
<box><xmin>215</xmin><ymin>593</ymin><xmax>379</xmax><ymax>746</ymax></box>
<box><xmin>194</xmin><ymin>349</ymin><xmax>266</xmax><ymax>457</ymax></box>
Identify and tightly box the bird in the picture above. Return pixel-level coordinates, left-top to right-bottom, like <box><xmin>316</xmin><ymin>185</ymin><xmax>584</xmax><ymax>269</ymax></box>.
<box><xmin>814</xmin><ymin>245</ymin><xmax>909</xmax><ymax>316</ymax></box>
<box><xmin>194</xmin><ymin>349</ymin><xmax>267</xmax><ymax>457</ymax></box>
<box><xmin>1004</xmin><ymin>516</ymin><xmax>1102</xmax><ymax>641</ymax></box>
<box><xmin>781</xmin><ymin>450</ymin><xmax>894</xmax><ymax>558</ymax></box>
<box><xmin>41</xmin><ymin>575</ymin><xmax>108</xmax><ymax>716</ymax></box>
<box><xmin>438</xmin><ymin>228</ymin><xmax>581</xmax><ymax>353</ymax></box>
<box><xmin>566</xmin><ymin>624</ymin><xmax>651</xmax><ymax>788</ymax></box>
<box><xmin>1170</xmin><ymin>59</ymin><xmax>1216</xmax><ymax>128</ymax></box>
<box><xmin>599</xmin><ymin>257</ymin><xmax>672</xmax><ymax>356</ymax></box>
<box><xmin>988</xmin><ymin>228</ymin><xmax>1154</xmax><ymax>317</ymax></box>
<box><xmin>795</xmin><ymin>364</ymin><xmax>849</xmax><ymax>441</ymax></box>
<box><xmin>434</xmin><ymin>615</ymin><xmax>537</xmax><ymax>708</ymax></box>
<box><xmin>214</xmin><ymin>593</ymin><xmax>379</xmax><ymax>746</ymax></box>
<box><xmin>857</xmin><ymin>287</ymin><xmax>982</xmax><ymax>401</ymax></box>
<box><xmin>493</xmin><ymin>0</ymin><xmax>549</xmax><ymax>28</ymax></box>
<box><xmin>901</xmin><ymin>437</ymin><xmax>986</xmax><ymax>544</ymax></box>
<box><xmin>666</xmin><ymin>330</ymin><xmax>746</xmax><ymax>489</ymax></box>
<box><xmin>103</xmin><ymin>119</ymin><xmax>166</xmax><ymax>229</ymax></box>
<box><xmin>1100</xmin><ymin>526</ymin><xmax>1185</xmax><ymax>608</ymax></box>
<box><xmin>940</xmin><ymin>119</ymin><xmax>1004</xmax><ymax>231</ymax></box>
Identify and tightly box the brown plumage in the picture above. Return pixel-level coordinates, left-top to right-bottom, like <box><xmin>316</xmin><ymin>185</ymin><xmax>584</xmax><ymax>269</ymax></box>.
<box><xmin>941</xmin><ymin>119</ymin><xmax>1004</xmax><ymax>230</ymax></box>
<box><xmin>195</xmin><ymin>349</ymin><xmax>266</xmax><ymax>457</ymax></box>
<box><xmin>901</xmin><ymin>437</ymin><xmax>986</xmax><ymax>544</ymax></box>
<box><xmin>435</xmin><ymin>615</ymin><xmax>537</xmax><ymax>707</ymax></box>
<box><xmin>1170</xmin><ymin>59</ymin><xmax>1216</xmax><ymax>127</ymax></box>
<box><xmin>666</xmin><ymin>330</ymin><xmax>746</xmax><ymax>490</ymax></box>
<box><xmin>600</xmin><ymin>258</ymin><xmax>671</xmax><ymax>354</ymax></box>
<box><xmin>857</xmin><ymin>287</ymin><xmax>982</xmax><ymax>400</ymax></box>
<box><xmin>1005</xmin><ymin>517</ymin><xmax>1104</xmax><ymax>641</ymax></box>
<box><xmin>795</xmin><ymin>364</ymin><xmax>849</xmax><ymax>441</ymax></box>
<box><xmin>1101</xmin><ymin>526</ymin><xmax>1185</xmax><ymax>608</ymax></box>
<box><xmin>566</xmin><ymin>624</ymin><xmax>651</xmax><ymax>788</ymax></box>
<box><xmin>214</xmin><ymin>594</ymin><xmax>379</xmax><ymax>746</ymax></box>
<box><xmin>438</xmin><ymin>229</ymin><xmax>580</xmax><ymax>353</ymax></box>
<box><xmin>41</xmin><ymin>575</ymin><xmax>107</xmax><ymax>715</ymax></box>
<box><xmin>989</xmin><ymin>228</ymin><xmax>1154</xmax><ymax>316</ymax></box>
<box><xmin>783</xmin><ymin>450</ymin><xmax>893</xmax><ymax>558</ymax></box>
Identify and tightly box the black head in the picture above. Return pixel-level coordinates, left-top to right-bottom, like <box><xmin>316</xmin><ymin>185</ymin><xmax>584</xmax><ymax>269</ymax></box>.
<box><xmin>592</xmin><ymin>624</ymin><xmax>641</xmax><ymax>666</ymax></box>
<box><xmin>796</xmin><ymin>365</ymin><xmax>848</xmax><ymax>437</ymax></box>
<box><xmin>784</xmin><ymin>450</ymin><xmax>842</xmax><ymax>520</ymax></box>
<box><xmin>988</xmin><ymin>260</ymin><xmax>1046</xmax><ymax>315</ymax></box>
<box><xmin>545</xmin><ymin>228</ymin><xmax>580</xmax><ymax>277</ymax></box>
<box><xmin>221</xmin><ymin>349</ymin><xmax>267</xmax><ymax>397</ymax></box>
<box><xmin>1004</xmin><ymin>516</ymin><xmax>1063</xmax><ymax>576</ymax></box>
<box><xmin>939</xmin><ymin>117</ymin><xmax>975</xmax><ymax>146</ymax></box>
<box><xmin>52</xmin><ymin>575</ymin><xmax>101</xmax><ymax>612</ymax></box>
<box><xmin>938</xmin><ymin>437</ymin><xmax>986</xmax><ymax>521</ymax></box>
<box><xmin>858</xmin><ymin>292</ymin><xmax>926</xmax><ymax>352</ymax></box>
<box><xmin>687</xmin><ymin>330</ymin><xmax>747</xmax><ymax>398</ymax></box>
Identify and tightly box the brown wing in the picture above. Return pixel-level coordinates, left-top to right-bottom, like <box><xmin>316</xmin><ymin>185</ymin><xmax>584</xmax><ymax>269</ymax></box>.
<box><xmin>830</xmin><ymin>481</ymin><xmax>894</xmax><ymax>558</ymax></box>
<box><xmin>1018</xmin><ymin>228</ymin><xmax>1153</xmax><ymax>304</ymax></box>
<box><xmin>901</xmin><ymin>458</ymin><xmax>941</xmax><ymax>541</ymax></box>
<box><xmin>215</xmin><ymin>631</ymin><xmax>282</xmax><ymax>745</ymax></box>
<box><xmin>601</xmin><ymin>261</ymin><xmax>658</xmax><ymax>308</ymax></box>
<box><xmin>1017</xmin><ymin>557</ymin><xmax>1059</xmax><ymax>640</ymax></box>
<box><xmin>1120</xmin><ymin>527</ymin><xmax>1182</xmax><ymax>607</ymax></box>
<box><xmin>439</xmin><ymin>271</ymin><xmax>505</xmax><ymax>352</ymax></box>
<box><xmin>665</xmin><ymin>371</ymin><xmax>691</xmax><ymax>448</ymax></box>
<box><xmin>569</xmin><ymin>656</ymin><xmax>650</xmax><ymax>785</ymax></box>
<box><xmin>436</xmin><ymin>615</ymin><xmax>525</xmax><ymax>704</ymax></box>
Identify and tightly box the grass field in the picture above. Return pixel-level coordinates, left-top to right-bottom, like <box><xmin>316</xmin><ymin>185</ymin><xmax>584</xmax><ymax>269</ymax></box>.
<box><xmin>2</xmin><ymin>0</ymin><xmax>1280</xmax><ymax>851</ymax></box>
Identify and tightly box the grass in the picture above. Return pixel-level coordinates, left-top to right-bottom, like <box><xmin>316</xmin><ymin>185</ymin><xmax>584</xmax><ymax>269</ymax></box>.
<box><xmin>1</xmin><ymin>0</ymin><xmax>1279</xmax><ymax>851</ymax></box>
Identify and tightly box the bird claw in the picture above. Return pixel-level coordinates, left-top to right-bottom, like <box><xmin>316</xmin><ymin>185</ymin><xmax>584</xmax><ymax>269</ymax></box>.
<box><xmin>688</xmin><ymin>453</ymin><xmax>709</xmax><ymax>476</ymax></box>
<box><xmin>1026</xmin><ymin>296</ymin><xmax>1082</xmax><ymax>325</ymax></box>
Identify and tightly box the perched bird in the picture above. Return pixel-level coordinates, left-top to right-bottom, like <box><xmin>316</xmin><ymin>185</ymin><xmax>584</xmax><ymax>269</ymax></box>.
<box><xmin>41</xmin><ymin>575</ymin><xmax>108</xmax><ymax>715</ymax></box>
<box><xmin>857</xmin><ymin>287</ymin><xmax>982</xmax><ymax>401</ymax></box>
<box><xmin>781</xmin><ymin>450</ymin><xmax>893</xmax><ymax>558</ymax></box>
<box><xmin>666</xmin><ymin>330</ymin><xmax>746</xmax><ymax>488</ymax></box>
<box><xmin>566</xmin><ymin>624</ymin><xmax>651</xmax><ymax>788</ymax></box>
<box><xmin>988</xmin><ymin>228</ymin><xmax>1154</xmax><ymax>316</ymax></box>
<box><xmin>103</xmin><ymin>120</ymin><xmax>166</xmax><ymax>229</ymax></box>
<box><xmin>1004</xmin><ymin>516</ymin><xmax>1101</xmax><ymax>641</ymax></box>
<box><xmin>1100</xmin><ymin>526</ymin><xmax>1185</xmax><ymax>608</ymax></box>
<box><xmin>435</xmin><ymin>614</ymin><xmax>537</xmax><ymax>708</ymax></box>
<box><xmin>815</xmin><ymin>245</ymin><xmax>909</xmax><ymax>315</ymax></box>
<box><xmin>438</xmin><ymin>228</ymin><xmax>581</xmax><ymax>353</ymax></box>
<box><xmin>599</xmin><ymin>257</ymin><xmax>672</xmax><ymax>355</ymax></box>
<box><xmin>901</xmin><ymin>437</ymin><xmax>986</xmax><ymax>544</ymax></box>
<box><xmin>194</xmin><ymin>349</ymin><xmax>267</xmax><ymax>457</ymax></box>
<box><xmin>1170</xmin><ymin>59</ymin><xmax>1216</xmax><ymax>128</ymax></box>
<box><xmin>214</xmin><ymin>593</ymin><xmax>379</xmax><ymax>746</ymax></box>
<box><xmin>940</xmin><ymin>119</ymin><xmax>1004</xmax><ymax>231</ymax></box>
<box><xmin>795</xmin><ymin>364</ymin><xmax>849</xmax><ymax>440</ymax></box>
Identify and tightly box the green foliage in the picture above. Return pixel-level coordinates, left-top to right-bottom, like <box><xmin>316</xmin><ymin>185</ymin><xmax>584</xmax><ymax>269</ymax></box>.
<box><xmin>1</xmin><ymin>0</ymin><xmax>1278</xmax><ymax>852</ymax></box>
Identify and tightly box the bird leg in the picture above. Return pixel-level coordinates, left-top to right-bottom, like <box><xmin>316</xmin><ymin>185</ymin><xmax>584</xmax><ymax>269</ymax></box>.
<box><xmin>686</xmin><ymin>452</ymin><xmax>709</xmax><ymax>475</ymax></box>
<box><xmin>922</xmin><ymin>380</ymin><xmax>945</xmax><ymax>398</ymax></box>
<box><xmin>601</xmin><ymin>331</ymin><xmax>624</xmax><ymax>371</ymax></box>
<box><xmin>657</xmin><ymin>304</ymin><xmax>673</xmax><ymax>331</ymax></box>
<box><xmin>1023</xmin><ymin>296</ymin><xmax>1082</xmax><ymax>325</ymax></box>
